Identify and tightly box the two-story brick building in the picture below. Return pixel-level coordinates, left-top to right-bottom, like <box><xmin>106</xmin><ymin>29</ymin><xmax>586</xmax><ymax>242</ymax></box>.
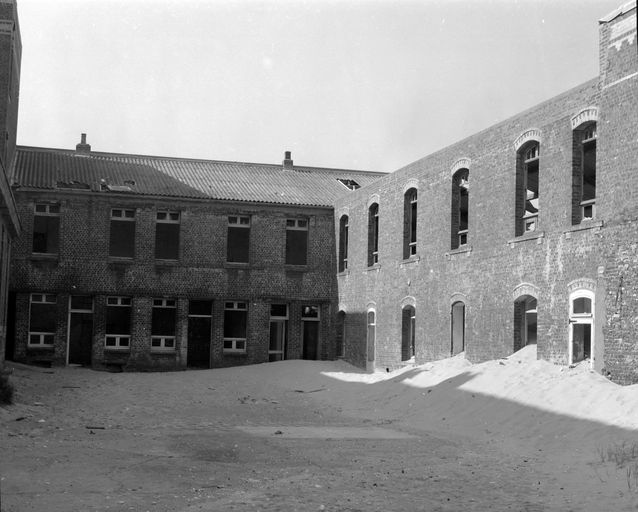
<box><xmin>333</xmin><ymin>2</ymin><xmax>638</xmax><ymax>384</ymax></box>
<box><xmin>7</xmin><ymin>142</ymin><xmax>382</xmax><ymax>370</ymax></box>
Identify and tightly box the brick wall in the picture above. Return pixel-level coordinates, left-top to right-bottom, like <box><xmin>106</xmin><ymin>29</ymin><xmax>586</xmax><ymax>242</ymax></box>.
<box><xmin>9</xmin><ymin>192</ymin><xmax>339</xmax><ymax>370</ymax></box>
<box><xmin>335</xmin><ymin>4</ymin><xmax>638</xmax><ymax>383</ymax></box>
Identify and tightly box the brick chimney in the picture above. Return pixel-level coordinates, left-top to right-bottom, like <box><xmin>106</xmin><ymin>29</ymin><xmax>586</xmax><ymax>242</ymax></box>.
<box><xmin>76</xmin><ymin>133</ymin><xmax>91</xmax><ymax>153</ymax></box>
<box><xmin>282</xmin><ymin>150</ymin><xmax>293</xmax><ymax>170</ymax></box>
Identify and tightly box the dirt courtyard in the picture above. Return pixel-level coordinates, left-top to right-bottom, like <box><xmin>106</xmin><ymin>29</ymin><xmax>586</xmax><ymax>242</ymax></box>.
<box><xmin>1</xmin><ymin>357</ymin><xmax>638</xmax><ymax>511</ymax></box>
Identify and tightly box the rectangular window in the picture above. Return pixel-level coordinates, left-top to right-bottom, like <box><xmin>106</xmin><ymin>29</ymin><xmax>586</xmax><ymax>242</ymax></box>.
<box><xmin>368</xmin><ymin>204</ymin><xmax>379</xmax><ymax>266</ymax></box>
<box><xmin>32</xmin><ymin>203</ymin><xmax>60</xmax><ymax>254</ymax></box>
<box><xmin>151</xmin><ymin>298</ymin><xmax>177</xmax><ymax>351</ymax></box>
<box><xmin>285</xmin><ymin>219</ymin><xmax>308</xmax><ymax>265</ymax></box>
<box><xmin>105</xmin><ymin>296</ymin><xmax>132</xmax><ymax>349</ymax></box>
<box><xmin>338</xmin><ymin>216</ymin><xmax>349</xmax><ymax>273</ymax></box>
<box><xmin>227</xmin><ymin>215</ymin><xmax>250</xmax><ymax>263</ymax></box>
<box><xmin>155</xmin><ymin>211</ymin><xmax>180</xmax><ymax>260</ymax></box>
<box><xmin>28</xmin><ymin>293</ymin><xmax>57</xmax><ymax>346</ymax></box>
<box><xmin>223</xmin><ymin>301</ymin><xmax>247</xmax><ymax>352</ymax></box>
<box><xmin>109</xmin><ymin>208</ymin><xmax>136</xmax><ymax>258</ymax></box>
<box><xmin>581</xmin><ymin>128</ymin><xmax>596</xmax><ymax>221</ymax></box>
<box><xmin>269</xmin><ymin>304</ymin><xmax>288</xmax><ymax>362</ymax></box>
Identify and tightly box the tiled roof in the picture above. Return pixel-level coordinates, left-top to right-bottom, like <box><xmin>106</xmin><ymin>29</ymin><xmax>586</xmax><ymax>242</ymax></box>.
<box><xmin>12</xmin><ymin>146</ymin><xmax>384</xmax><ymax>207</ymax></box>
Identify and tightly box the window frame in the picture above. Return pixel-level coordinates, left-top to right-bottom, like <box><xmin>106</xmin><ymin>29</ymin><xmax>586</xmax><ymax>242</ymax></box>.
<box><xmin>338</xmin><ymin>215</ymin><xmax>349</xmax><ymax>272</ymax></box>
<box><xmin>226</xmin><ymin>215</ymin><xmax>251</xmax><ymax>263</ymax></box>
<box><xmin>151</xmin><ymin>298</ymin><xmax>177</xmax><ymax>352</ymax></box>
<box><xmin>109</xmin><ymin>208</ymin><xmax>136</xmax><ymax>258</ymax></box>
<box><xmin>104</xmin><ymin>296</ymin><xmax>132</xmax><ymax>350</ymax></box>
<box><xmin>32</xmin><ymin>203</ymin><xmax>61</xmax><ymax>255</ymax></box>
<box><xmin>223</xmin><ymin>301</ymin><xmax>248</xmax><ymax>353</ymax></box>
<box><xmin>285</xmin><ymin>218</ymin><xmax>309</xmax><ymax>266</ymax></box>
<box><xmin>516</xmin><ymin>141</ymin><xmax>540</xmax><ymax>236</ymax></box>
<box><xmin>155</xmin><ymin>210</ymin><xmax>181</xmax><ymax>261</ymax></box>
<box><xmin>28</xmin><ymin>293</ymin><xmax>57</xmax><ymax>347</ymax></box>
<box><xmin>403</xmin><ymin>189</ymin><xmax>418</xmax><ymax>259</ymax></box>
<box><xmin>451</xmin><ymin>169</ymin><xmax>469</xmax><ymax>250</ymax></box>
<box><xmin>367</xmin><ymin>203</ymin><xmax>379</xmax><ymax>267</ymax></box>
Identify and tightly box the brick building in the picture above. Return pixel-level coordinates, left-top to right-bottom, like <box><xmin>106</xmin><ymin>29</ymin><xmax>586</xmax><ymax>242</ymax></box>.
<box><xmin>0</xmin><ymin>0</ymin><xmax>21</xmax><ymax>367</ymax></box>
<box><xmin>7</xmin><ymin>143</ymin><xmax>382</xmax><ymax>370</ymax></box>
<box><xmin>334</xmin><ymin>2</ymin><xmax>638</xmax><ymax>384</ymax></box>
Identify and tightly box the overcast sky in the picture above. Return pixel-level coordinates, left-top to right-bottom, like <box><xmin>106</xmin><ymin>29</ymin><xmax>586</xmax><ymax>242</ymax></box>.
<box><xmin>15</xmin><ymin>0</ymin><xmax>621</xmax><ymax>173</ymax></box>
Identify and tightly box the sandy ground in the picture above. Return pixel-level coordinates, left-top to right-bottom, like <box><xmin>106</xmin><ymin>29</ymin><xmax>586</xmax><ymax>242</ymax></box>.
<box><xmin>2</xmin><ymin>346</ymin><xmax>638</xmax><ymax>511</ymax></box>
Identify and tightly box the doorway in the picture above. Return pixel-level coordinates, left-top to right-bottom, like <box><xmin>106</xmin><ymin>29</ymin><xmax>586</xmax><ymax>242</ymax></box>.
<box><xmin>366</xmin><ymin>309</ymin><xmax>376</xmax><ymax>371</ymax></box>
<box><xmin>269</xmin><ymin>304</ymin><xmax>288</xmax><ymax>362</ymax></box>
<box><xmin>187</xmin><ymin>300</ymin><xmax>212</xmax><ymax>368</ymax></box>
<box><xmin>569</xmin><ymin>293</ymin><xmax>593</xmax><ymax>365</ymax></box>
<box><xmin>301</xmin><ymin>305</ymin><xmax>319</xmax><ymax>360</ymax></box>
<box><xmin>67</xmin><ymin>296</ymin><xmax>93</xmax><ymax>366</ymax></box>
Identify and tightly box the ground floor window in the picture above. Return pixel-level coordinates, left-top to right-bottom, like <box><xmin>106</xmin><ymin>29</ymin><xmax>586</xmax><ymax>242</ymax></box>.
<box><xmin>29</xmin><ymin>293</ymin><xmax>57</xmax><ymax>346</ymax></box>
<box><xmin>401</xmin><ymin>305</ymin><xmax>416</xmax><ymax>361</ymax></box>
<box><xmin>151</xmin><ymin>298</ymin><xmax>177</xmax><ymax>351</ymax></box>
<box><xmin>451</xmin><ymin>301</ymin><xmax>465</xmax><ymax>356</ymax></box>
<box><xmin>569</xmin><ymin>291</ymin><xmax>594</xmax><ymax>365</ymax></box>
<box><xmin>105</xmin><ymin>296</ymin><xmax>132</xmax><ymax>350</ymax></box>
<box><xmin>224</xmin><ymin>301</ymin><xmax>247</xmax><ymax>353</ymax></box>
<box><xmin>269</xmin><ymin>304</ymin><xmax>288</xmax><ymax>361</ymax></box>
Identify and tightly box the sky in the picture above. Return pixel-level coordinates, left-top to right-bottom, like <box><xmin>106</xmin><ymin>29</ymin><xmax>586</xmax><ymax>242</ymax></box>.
<box><xmin>15</xmin><ymin>0</ymin><xmax>624</xmax><ymax>173</ymax></box>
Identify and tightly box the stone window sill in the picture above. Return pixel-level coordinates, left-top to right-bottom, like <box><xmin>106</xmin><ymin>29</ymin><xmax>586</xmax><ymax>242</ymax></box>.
<box><xmin>445</xmin><ymin>245</ymin><xmax>473</xmax><ymax>259</ymax></box>
<box><xmin>150</xmin><ymin>349</ymin><xmax>176</xmax><ymax>355</ymax></box>
<box><xmin>365</xmin><ymin>263</ymin><xmax>381</xmax><ymax>272</ymax></box>
<box><xmin>225</xmin><ymin>261</ymin><xmax>250</xmax><ymax>269</ymax></box>
<box><xmin>337</xmin><ymin>269</ymin><xmax>350</xmax><ymax>277</ymax></box>
<box><xmin>508</xmin><ymin>231</ymin><xmax>545</xmax><ymax>247</ymax></box>
<box><xmin>564</xmin><ymin>220</ymin><xmax>604</xmax><ymax>238</ymax></box>
<box><xmin>30</xmin><ymin>253</ymin><xmax>58</xmax><ymax>262</ymax></box>
<box><xmin>26</xmin><ymin>345</ymin><xmax>55</xmax><ymax>352</ymax></box>
<box><xmin>400</xmin><ymin>255</ymin><xmax>421</xmax><ymax>267</ymax></box>
<box><xmin>108</xmin><ymin>257</ymin><xmax>134</xmax><ymax>265</ymax></box>
<box><xmin>284</xmin><ymin>264</ymin><xmax>309</xmax><ymax>273</ymax></box>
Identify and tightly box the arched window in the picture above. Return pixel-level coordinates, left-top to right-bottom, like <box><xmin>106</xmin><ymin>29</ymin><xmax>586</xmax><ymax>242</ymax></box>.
<box><xmin>569</xmin><ymin>290</ymin><xmax>594</xmax><ymax>365</ymax></box>
<box><xmin>514</xmin><ymin>295</ymin><xmax>537</xmax><ymax>352</ymax></box>
<box><xmin>366</xmin><ymin>309</ymin><xmax>376</xmax><ymax>370</ymax></box>
<box><xmin>403</xmin><ymin>188</ymin><xmax>417</xmax><ymax>258</ymax></box>
<box><xmin>451</xmin><ymin>301</ymin><xmax>465</xmax><ymax>356</ymax></box>
<box><xmin>367</xmin><ymin>203</ymin><xmax>379</xmax><ymax>266</ymax></box>
<box><xmin>401</xmin><ymin>305</ymin><xmax>416</xmax><ymax>361</ymax></box>
<box><xmin>338</xmin><ymin>215</ymin><xmax>349</xmax><ymax>272</ymax></box>
<box><xmin>572</xmin><ymin>122</ymin><xmax>597</xmax><ymax>224</ymax></box>
<box><xmin>451</xmin><ymin>169</ymin><xmax>469</xmax><ymax>249</ymax></box>
<box><xmin>515</xmin><ymin>141</ymin><xmax>540</xmax><ymax>236</ymax></box>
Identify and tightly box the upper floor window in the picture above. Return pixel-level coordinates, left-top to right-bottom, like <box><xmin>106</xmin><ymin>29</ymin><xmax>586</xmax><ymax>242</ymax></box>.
<box><xmin>338</xmin><ymin>215</ymin><xmax>349</xmax><ymax>272</ymax></box>
<box><xmin>515</xmin><ymin>142</ymin><xmax>540</xmax><ymax>236</ymax></box>
<box><xmin>32</xmin><ymin>203</ymin><xmax>60</xmax><ymax>255</ymax></box>
<box><xmin>155</xmin><ymin>210</ymin><xmax>180</xmax><ymax>260</ymax></box>
<box><xmin>367</xmin><ymin>203</ymin><xmax>379</xmax><ymax>266</ymax></box>
<box><xmin>227</xmin><ymin>215</ymin><xmax>250</xmax><ymax>263</ymax></box>
<box><xmin>109</xmin><ymin>208</ymin><xmax>135</xmax><ymax>258</ymax></box>
<box><xmin>151</xmin><ymin>298</ymin><xmax>177</xmax><ymax>352</ymax></box>
<box><xmin>572</xmin><ymin>123</ymin><xmax>597</xmax><ymax>224</ymax></box>
<box><xmin>451</xmin><ymin>169</ymin><xmax>469</xmax><ymax>249</ymax></box>
<box><xmin>285</xmin><ymin>218</ymin><xmax>308</xmax><ymax>266</ymax></box>
<box><xmin>403</xmin><ymin>189</ymin><xmax>417</xmax><ymax>258</ymax></box>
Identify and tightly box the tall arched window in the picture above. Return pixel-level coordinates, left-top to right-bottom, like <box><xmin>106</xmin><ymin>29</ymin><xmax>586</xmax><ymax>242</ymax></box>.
<box><xmin>401</xmin><ymin>305</ymin><xmax>416</xmax><ymax>361</ymax></box>
<box><xmin>451</xmin><ymin>169</ymin><xmax>469</xmax><ymax>249</ymax></box>
<box><xmin>514</xmin><ymin>295</ymin><xmax>537</xmax><ymax>352</ymax></box>
<box><xmin>338</xmin><ymin>215</ymin><xmax>349</xmax><ymax>272</ymax></box>
<box><xmin>569</xmin><ymin>290</ymin><xmax>594</xmax><ymax>365</ymax></box>
<box><xmin>515</xmin><ymin>141</ymin><xmax>540</xmax><ymax>236</ymax></box>
<box><xmin>451</xmin><ymin>301</ymin><xmax>465</xmax><ymax>356</ymax></box>
<box><xmin>367</xmin><ymin>203</ymin><xmax>379</xmax><ymax>266</ymax></box>
<box><xmin>403</xmin><ymin>189</ymin><xmax>417</xmax><ymax>258</ymax></box>
<box><xmin>572</xmin><ymin>122</ymin><xmax>597</xmax><ymax>224</ymax></box>
<box><xmin>366</xmin><ymin>309</ymin><xmax>376</xmax><ymax>370</ymax></box>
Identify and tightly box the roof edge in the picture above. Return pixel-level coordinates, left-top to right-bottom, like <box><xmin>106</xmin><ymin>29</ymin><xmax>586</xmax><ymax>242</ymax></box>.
<box><xmin>599</xmin><ymin>0</ymin><xmax>636</xmax><ymax>23</ymax></box>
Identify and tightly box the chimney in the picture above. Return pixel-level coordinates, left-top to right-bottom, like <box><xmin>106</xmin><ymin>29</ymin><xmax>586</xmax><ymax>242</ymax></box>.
<box><xmin>282</xmin><ymin>150</ymin><xmax>293</xmax><ymax>170</ymax></box>
<box><xmin>76</xmin><ymin>133</ymin><xmax>91</xmax><ymax>153</ymax></box>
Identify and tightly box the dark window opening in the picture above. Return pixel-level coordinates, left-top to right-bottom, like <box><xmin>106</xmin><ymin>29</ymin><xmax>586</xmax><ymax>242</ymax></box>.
<box><xmin>572</xmin><ymin>123</ymin><xmax>597</xmax><ymax>224</ymax></box>
<box><xmin>155</xmin><ymin>211</ymin><xmax>180</xmax><ymax>260</ymax></box>
<box><xmin>285</xmin><ymin>219</ymin><xmax>308</xmax><ymax>265</ymax></box>
<box><xmin>227</xmin><ymin>215</ymin><xmax>250</xmax><ymax>263</ymax></box>
<box><xmin>223</xmin><ymin>302</ymin><xmax>247</xmax><ymax>352</ymax></box>
<box><xmin>269</xmin><ymin>304</ymin><xmax>288</xmax><ymax>362</ymax></box>
<box><xmin>403</xmin><ymin>189</ymin><xmax>417</xmax><ymax>259</ymax></box>
<box><xmin>515</xmin><ymin>142</ymin><xmax>540</xmax><ymax>236</ymax></box>
<box><xmin>338</xmin><ymin>215</ymin><xmax>349</xmax><ymax>272</ymax></box>
<box><xmin>401</xmin><ymin>306</ymin><xmax>416</xmax><ymax>361</ymax></box>
<box><xmin>105</xmin><ymin>297</ymin><xmax>131</xmax><ymax>349</ymax></box>
<box><xmin>367</xmin><ymin>203</ymin><xmax>379</xmax><ymax>266</ymax></box>
<box><xmin>337</xmin><ymin>178</ymin><xmax>361</xmax><ymax>190</ymax></box>
<box><xmin>32</xmin><ymin>204</ymin><xmax>60</xmax><ymax>254</ymax></box>
<box><xmin>109</xmin><ymin>209</ymin><xmax>136</xmax><ymax>258</ymax></box>
<box><xmin>28</xmin><ymin>294</ymin><xmax>57</xmax><ymax>346</ymax></box>
<box><xmin>451</xmin><ymin>169</ymin><xmax>469</xmax><ymax>249</ymax></box>
<box><xmin>151</xmin><ymin>298</ymin><xmax>177</xmax><ymax>350</ymax></box>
